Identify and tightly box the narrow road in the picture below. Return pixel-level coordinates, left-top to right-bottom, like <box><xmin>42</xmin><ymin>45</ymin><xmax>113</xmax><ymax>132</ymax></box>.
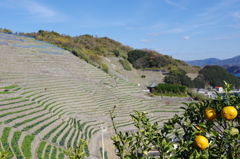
<box><xmin>88</xmin><ymin>129</ymin><xmax>137</xmax><ymax>159</ymax></box>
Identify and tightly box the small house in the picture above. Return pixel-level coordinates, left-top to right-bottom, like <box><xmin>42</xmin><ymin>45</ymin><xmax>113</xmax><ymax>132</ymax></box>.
<box><xmin>147</xmin><ymin>83</ymin><xmax>157</xmax><ymax>93</ymax></box>
<box><xmin>215</xmin><ymin>86</ymin><xmax>224</xmax><ymax>93</ymax></box>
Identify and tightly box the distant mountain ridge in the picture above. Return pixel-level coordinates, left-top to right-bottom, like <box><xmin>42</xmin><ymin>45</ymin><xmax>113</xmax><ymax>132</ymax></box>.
<box><xmin>185</xmin><ymin>55</ymin><xmax>240</xmax><ymax>67</ymax></box>
<box><xmin>185</xmin><ymin>58</ymin><xmax>220</xmax><ymax>67</ymax></box>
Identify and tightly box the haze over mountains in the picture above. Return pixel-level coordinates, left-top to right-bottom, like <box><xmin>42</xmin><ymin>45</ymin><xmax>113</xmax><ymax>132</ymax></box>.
<box><xmin>185</xmin><ymin>55</ymin><xmax>240</xmax><ymax>67</ymax></box>
<box><xmin>185</xmin><ymin>55</ymin><xmax>240</xmax><ymax>75</ymax></box>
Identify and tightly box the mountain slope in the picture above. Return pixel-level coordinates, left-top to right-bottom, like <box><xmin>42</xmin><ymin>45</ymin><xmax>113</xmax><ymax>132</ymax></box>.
<box><xmin>0</xmin><ymin>32</ymin><xmax>187</xmax><ymax>159</ymax></box>
<box><xmin>186</xmin><ymin>56</ymin><xmax>240</xmax><ymax>67</ymax></box>
<box><xmin>185</xmin><ymin>58</ymin><xmax>220</xmax><ymax>67</ymax></box>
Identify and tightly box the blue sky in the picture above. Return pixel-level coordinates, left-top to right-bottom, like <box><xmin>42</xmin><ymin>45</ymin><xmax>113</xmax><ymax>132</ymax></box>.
<box><xmin>0</xmin><ymin>0</ymin><xmax>239</xmax><ymax>61</ymax></box>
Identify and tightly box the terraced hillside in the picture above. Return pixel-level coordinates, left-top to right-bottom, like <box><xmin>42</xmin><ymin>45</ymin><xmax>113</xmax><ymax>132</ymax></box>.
<box><xmin>0</xmin><ymin>33</ymin><xmax>186</xmax><ymax>159</ymax></box>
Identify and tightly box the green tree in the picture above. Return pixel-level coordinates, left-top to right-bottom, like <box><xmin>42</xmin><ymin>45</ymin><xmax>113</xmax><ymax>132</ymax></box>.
<box><xmin>66</xmin><ymin>139</ymin><xmax>88</xmax><ymax>159</ymax></box>
<box><xmin>197</xmin><ymin>65</ymin><xmax>240</xmax><ymax>88</ymax></box>
<box><xmin>164</xmin><ymin>70</ymin><xmax>194</xmax><ymax>88</ymax></box>
<box><xmin>110</xmin><ymin>82</ymin><xmax>240</xmax><ymax>158</ymax></box>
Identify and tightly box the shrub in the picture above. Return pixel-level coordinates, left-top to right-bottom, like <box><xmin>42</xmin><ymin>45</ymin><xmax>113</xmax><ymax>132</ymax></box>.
<box><xmin>110</xmin><ymin>82</ymin><xmax>240</xmax><ymax>158</ymax></box>
<box><xmin>66</xmin><ymin>139</ymin><xmax>88</xmax><ymax>159</ymax></box>
<box><xmin>113</xmin><ymin>50</ymin><xmax>120</xmax><ymax>57</ymax></box>
<box><xmin>155</xmin><ymin>83</ymin><xmax>186</xmax><ymax>94</ymax></box>
<box><xmin>119</xmin><ymin>59</ymin><xmax>132</xmax><ymax>71</ymax></box>
<box><xmin>100</xmin><ymin>63</ymin><xmax>108</xmax><ymax>73</ymax></box>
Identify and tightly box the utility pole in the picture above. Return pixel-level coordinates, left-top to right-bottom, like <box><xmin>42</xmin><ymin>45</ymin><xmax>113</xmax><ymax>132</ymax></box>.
<box><xmin>101</xmin><ymin>124</ymin><xmax>105</xmax><ymax>159</ymax></box>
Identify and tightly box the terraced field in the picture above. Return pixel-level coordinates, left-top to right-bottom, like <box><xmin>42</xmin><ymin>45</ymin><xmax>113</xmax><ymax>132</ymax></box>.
<box><xmin>0</xmin><ymin>32</ymin><xmax>187</xmax><ymax>159</ymax></box>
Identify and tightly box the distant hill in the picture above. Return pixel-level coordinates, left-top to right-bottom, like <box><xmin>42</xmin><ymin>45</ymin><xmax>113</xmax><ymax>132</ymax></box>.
<box><xmin>222</xmin><ymin>65</ymin><xmax>240</xmax><ymax>74</ymax></box>
<box><xmin>215</xmin><ymin>55</ymin><xmax>240</xmax><ymax>66</ymax></box>
<box><xmin>193</xmin><ymin>65</ymin><xmax>240</xmax><ymax>88</ymax></box>
<box><xmin>185</xmin><ymin>56</ymin><xmax>240</xmax><ymax>75</ymax></box>
<box><xmin>185</xmin><ymin>56</ymin><xmax>240</xmax><ymax>67</ymax></box>
<box><xmin>185</xmin><ymin>58</ymin><xmax>220</xmax><ymax>67</ymax></box>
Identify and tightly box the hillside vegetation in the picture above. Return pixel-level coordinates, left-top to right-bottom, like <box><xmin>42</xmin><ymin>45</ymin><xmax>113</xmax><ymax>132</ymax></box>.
<box><xmin>193</xmin><ymin>65</ymin><xmax>240</xmax><ymax>88</ymax></box>
<box><xmin>0</xmin><ymin>30</ymin><xmax>191</xmax><ymax>159</ymax></box>
<box><xmin>23</xmin><ymin>30</ymin><xmax>198</xmax><ymax>74</ymax></box>
<box><xmin>2</xmin><ymin>28</ymin><xmax>239</xmax><ymax>90</ymax></box>
<box><xmin>163</xmin><ymin>65</ymin><xmax>240</xmax><ymax>89</ymax></box>
<box><xmin>127</xmin><ymin>49</ymin><xmax>199</xmax><ymax>73</ymax></box>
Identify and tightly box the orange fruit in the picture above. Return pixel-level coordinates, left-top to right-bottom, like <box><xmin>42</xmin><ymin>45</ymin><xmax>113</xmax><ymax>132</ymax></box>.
<box><xmin>221</xmin><ymin>106</ymin><xmax>238</xmax><ymax>120</ymax></box>
<box><xmin>204</xmin><ymin>108</ymin><xmax>216</xmax><ymax>121</ymax></box>
<box><xmin>194</xmin><ymin>135</ymin><xmax>209</xmax><ymax>150</ymax></box>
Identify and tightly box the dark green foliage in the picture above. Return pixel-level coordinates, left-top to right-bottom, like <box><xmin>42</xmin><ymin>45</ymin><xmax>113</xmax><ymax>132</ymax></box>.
<box><xmin>197</xmin><ymin>65</ymin><xmax>240</xmax><ymax>88</ymax></box>
<box><xmin>14</xmin><ymin>112</ymin><xmax>50</xmax><ymax>127</ymax></box>
<box><xmin>51</xmin><ymin>147</ymin><xmax>57</xmax><ymax>159</ymax></box>
<box><xmin>1</xmin><ymin>127</ymin><xmax>13</xmax><ymax>158</ymax></box>
<box><xmin>127</xmin><ymin>49</ymin><xmax>146</xmax><ymax>64</ymax></box>
<box><xmin>43</xmin><ymin>145</ymin><xmax>51</xmax><ymax>159</ymax></box>
<box><xmin>67</xmin><ymin>129</ymin><xmax>76</xmax><ymax>148</ymax></box>
<box><xmin>193</xmin><ymin>77</ymin><xmax>205</xmax><ymax>88</ymax></box>
<box><xmin>59</xmin><ymin>127</ymin><xmax>72</xmax><ymax>146</ymax></box>
<box><xmin>58</xmin><ymin>153</ymin><xmax>64</xmax><ymax>159</ymax></box>
<box><xmin>43</xmin><ymin>122</ymin><xmax>65</xmax><ymax>140</ymax></box>
<box><xmin>11</xmin><ymin>131</ymin><xmax>23</xmax><ymax>159</ymax></box>
<box><xmin>113</xmin><ymin>50</ymin><xmax>120</xmax><ymax>57</ymax></box>
<box><xmin>0</xmin><ymin>99</ymin><xmax>28</xmax><ymax>107</ymax></box>
<box><xmin>0</xmin><ymin>105</ymin><xmax>41</xmax><ymax>119</ymax></box>
<box><xmin>141</xmin><ymin>75</ymin><xmax>146</xmax><ymax>78</ymax></box>
<box><xmin>164</xmin><ymin>70</ymin><xmax>194</xmax><ymax>88</ymax></box>
<box><xmin>155</xmin><ymin>83</ymin><xmax>186</xmax><ymax>94</ymax></box>
<box><xmin>73</xmin><ymin>121</ymin><xmax>87</xmax><ymax>148</ymax></box>
<box><xmin>119</xmin><ymin>59</ymin><xmax>132</xmax><ymax>71</ymax></box>
<box><xmin>22</xmin><ymin>115</ymin><xmax>54</xmax><ymax>131</ymax></box>
<box><xmin>100</xmin><ymin>147</ymin><xmax>108</xmax><ymax>159</ymax></box>
<box><xmin>127</xmin><ymin>49</ymin><xmax>169</xmax><ymax>69</ymax></box>
<box><xmin>84</xmin><ymin>145</ymin><xmax>89</xmax><ymax>157</ymax></box>
<box><xmin>33</xmin><ymin>118</ymin><xmax>58</xmax><ymax>135</ymax></box>
<box><xmin>0</xmin><ymin>102</ymin><xmax>35</xmax><ymax>113</ymax></box>
<box><xmin>21</xmin><ymin>135</ymin><xmax>34</xmax><ymax>159</ymax></box>
<box><xmin>5</xmin><ymin>109</ymin><xmax>44</xmax><ymax>124</ymax></box>
<box><xmin>37</xmin><ymin>141</ymin><xmax>47</xmax><ymax>159</ymax></box>
<box><xmin>52</xmin><ymin>124</ymin><xmax>69</xmax><ymax>143</ymax></box>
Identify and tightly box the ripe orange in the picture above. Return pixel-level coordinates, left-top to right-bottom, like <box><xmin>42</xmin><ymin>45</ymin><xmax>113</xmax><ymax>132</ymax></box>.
<box><xmin>194</xmin><ymin>135</ymin><xmax>209</xmax><ymax>150</ymax></box>
<box><xmin>204</xmin><ymin>107</ymin><xmax>216</xmax><ymax>121</ymax></box>
<box><xmin>221</xmin><ymin>106</ymin><xmax>238</xmax><ymax>120</ymax></box>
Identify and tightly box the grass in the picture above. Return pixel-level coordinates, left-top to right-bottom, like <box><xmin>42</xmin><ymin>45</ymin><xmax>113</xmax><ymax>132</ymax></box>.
<box><xmin>21</xmin><ymin>135</ymin><xmax>34</xmax><ymax>159</ymax></box>
<box><xmin>0</xmin><ymin>97</ymin><xmax>22</xmax><ymax>101</ymax></box>
<box><xmin>1</xmin><ymin>85</ymin><xmax>18</xmax><ymax>89</ymax></box>
<box><xmin>153</xmin><ymin>92</ymin><xmax>188</xmax><ymax>97</ymax></box>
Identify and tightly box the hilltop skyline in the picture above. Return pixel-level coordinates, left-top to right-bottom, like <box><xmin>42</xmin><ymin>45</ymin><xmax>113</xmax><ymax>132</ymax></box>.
<box><xmin>0</xmin><ymin>0</ymin><xmax>240</xmax><ymax>61</ymax></box>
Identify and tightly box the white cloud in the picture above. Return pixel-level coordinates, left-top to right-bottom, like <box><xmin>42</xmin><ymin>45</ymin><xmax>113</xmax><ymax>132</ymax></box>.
<box><xmin>148</xmin><ymin>32</ymin><xmax>161</xmax><ymax>36</ymax></box>
<box><xmin>141</xmin><ymin>39</ymin><xmax>158</xmax><ymax>43</ymax></box>
<box><xmin>198</xmin><ymin>0</ymin><xmax>239</xmax><ymax>18</ymax></box>
<box><xmin>164</xmin><ymin>0</ymin><xmax>185</xmax><ymax>9</ymax></box>
<box><xmin>183</xmin><ymin>36</ymin><xmax>190</xmax><ymax>40</ymax></box>
<box><xmin>21</xmin><ymin>0</ymin><xmax>56</xmax><ymax>18</ymax></box>
<box><xmin>0</xmin><ymin>0</ymin><xmax>65</xmax><ymax>22</ymax></box>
